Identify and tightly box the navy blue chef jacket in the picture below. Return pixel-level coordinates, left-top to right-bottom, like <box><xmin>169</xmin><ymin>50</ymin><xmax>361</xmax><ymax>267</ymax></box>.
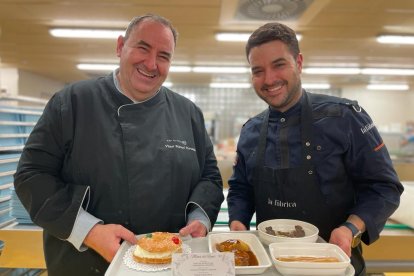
<box><xmin>228</xmin><ymin>91</ymin><xmax>403</xmax><ymax>274</ymax></box>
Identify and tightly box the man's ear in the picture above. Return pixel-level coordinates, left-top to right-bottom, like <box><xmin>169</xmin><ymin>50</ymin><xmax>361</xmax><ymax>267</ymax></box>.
<box><xmin>296</xmin><ymin>53</ymin><xmax>303</xmax><ymax>73</ymax></box>
<box><xmin>116</xmin><ymin>35</ymin><xmax>124</xmax><ymax>57</ymax></box>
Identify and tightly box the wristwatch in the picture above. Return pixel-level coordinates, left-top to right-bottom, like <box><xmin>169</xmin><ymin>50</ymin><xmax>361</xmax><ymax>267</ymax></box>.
<box><xmin>341</xmin><ymin>221</ymin><xmax>362</xmax><ymax>248</ymax></box>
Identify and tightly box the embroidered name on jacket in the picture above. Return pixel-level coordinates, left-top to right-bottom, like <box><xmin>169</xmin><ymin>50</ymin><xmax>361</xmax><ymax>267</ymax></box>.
<box><xmin>268</xmin><ymin>198</ymin><xmax>297</xmax><ymax>208</ymax></box>
<box><xmin>361</xmin><ymin>122</ymin><xmax>375</xmax><ymax>134</ymax></box>
<box><xmin>164</xmin><ymin>139</ymin><xmax>196</xmax><ymax>152</ymax></box>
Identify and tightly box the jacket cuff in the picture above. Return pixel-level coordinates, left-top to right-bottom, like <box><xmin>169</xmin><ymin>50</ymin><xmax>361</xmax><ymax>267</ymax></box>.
<box><xmin>185</xmin><ymin>202</ymin><xmax>211</xmax><ymax>232</ymax></box>
<box><xmin>66</xmin><ymin>208</ymin><xmax>103</xmax><ymax>251</ymax></box>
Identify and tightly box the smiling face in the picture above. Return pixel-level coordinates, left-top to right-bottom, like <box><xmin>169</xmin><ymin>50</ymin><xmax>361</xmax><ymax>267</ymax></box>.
<box><xmin>116</xmin><ymin>19</ymin><xmax>174</xmax><ymax>101</ymax></box>
<box><xmin>248</xmin><ymin>40</ymin><xmax>303</xmax><ymax>112</ymax></box>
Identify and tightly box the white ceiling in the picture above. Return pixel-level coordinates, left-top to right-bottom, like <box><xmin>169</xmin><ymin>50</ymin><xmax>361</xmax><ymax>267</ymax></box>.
<box><xmin>0</xmin><ymin>0</ymin><xmax>413</xmax><ymax>90</ymax></box>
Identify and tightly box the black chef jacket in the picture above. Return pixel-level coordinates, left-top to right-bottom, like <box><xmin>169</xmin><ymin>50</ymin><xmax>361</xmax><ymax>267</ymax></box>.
<box><xmin>14</xmin><ymin>73</ymin><xmax>224</xmax><ymax>275</ymax></box>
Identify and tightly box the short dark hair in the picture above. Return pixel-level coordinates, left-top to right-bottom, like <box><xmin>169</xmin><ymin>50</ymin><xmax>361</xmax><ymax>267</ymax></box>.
<box><xmin>124</xmin><ymin>14</ymin><xmax>178</xmax><ymax>47</ymax></box>
<box><xmin>246</xmin><ymin>22</ymin><xmax>300</xmax><ymax>60</ymax></box>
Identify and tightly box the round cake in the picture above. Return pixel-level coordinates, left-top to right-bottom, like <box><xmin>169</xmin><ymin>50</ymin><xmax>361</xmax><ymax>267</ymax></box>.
<box><xmin>133</xmin><ymin>232</ymin><xmax>182</xmax><ymax>264</ymax></box>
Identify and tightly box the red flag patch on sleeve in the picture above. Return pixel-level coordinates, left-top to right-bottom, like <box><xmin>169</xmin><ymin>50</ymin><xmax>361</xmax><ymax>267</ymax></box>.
<box><xmin>374</xmin><ymin>142</ymin><xmax>385</xmax><ymax>151</ymax></box>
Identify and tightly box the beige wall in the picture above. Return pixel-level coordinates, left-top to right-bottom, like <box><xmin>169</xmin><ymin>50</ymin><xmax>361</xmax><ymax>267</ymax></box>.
<box><xmin>0</xmin><ymin>68</ymin><xmax>19</xmax><ymax>95</ymax></box>
<box><xmin>18</xmin><ymin>70</ymin><xmax>65</xmax><ymax>100</ymax></box>
<box><xmin>342</xmin><ymin>86</ymin><xmax>414</xmax><ymax>181</ymax></box>
<box><xmin>342</xmin><ymin>86</ymin><xmax>414</xmax><ymax>133</ymax></box>
<box><xmin>1</xmin><ymin>68</ymin><xmax>65</xmax><ymax>101</ymax></box>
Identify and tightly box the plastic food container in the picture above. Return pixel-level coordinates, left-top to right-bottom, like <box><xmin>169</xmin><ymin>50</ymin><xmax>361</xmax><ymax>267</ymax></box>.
<box><xmin>269</xmin><ymin>242</ymin><xmax>351</xmax><ymax>275</ymax></box>
<box><xmin>208</xmin><ymin>232</ymin><xmax>272</xmax><ymax>275</ymax></box>
<box><xmin>257</xmin><ymin>219</ymin><xmax>319</xmax><ymax>245</ymax></box>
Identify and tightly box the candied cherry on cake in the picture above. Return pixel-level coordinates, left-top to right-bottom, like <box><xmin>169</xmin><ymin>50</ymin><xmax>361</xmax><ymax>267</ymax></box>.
<box><xmin>172</xmin><ymin>236</ymin><xmax>180</xmax><ymax>244</ymax></box>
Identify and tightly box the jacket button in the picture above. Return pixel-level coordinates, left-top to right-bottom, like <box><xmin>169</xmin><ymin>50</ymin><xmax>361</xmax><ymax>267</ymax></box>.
<box><xmin>306</xmin><ymin>155</ymin><xmax>311</xmax><ymax>160</ymax></box>
<box><xmin>317</xmin><ymin>145</ymin><xmax>322</xmax><ymax>150</ymax></box>
<box><xmin>280</xmin><ymin>118</ymin><xmax>286</xmax><ymax>123</ymax></box>
<box><xmin>308</xmin><ymin>170</ymin><xmax>313</xmax><ymax>175</ymax></box>
<box><xmin>305</xmin><ymin>142</ymin><xmax>311</xmax><ymax>146</ymax></box>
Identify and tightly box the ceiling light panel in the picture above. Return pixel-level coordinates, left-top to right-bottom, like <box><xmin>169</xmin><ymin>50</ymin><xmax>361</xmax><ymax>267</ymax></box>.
<box><xmin>193</xmin><ymin>66</ymin><xmax>250</xmax><ymax>73</ymax></box>
<box><xmin>377</xmin><ymin>35</ymin><xmax>414</xmax><ymax>44</ymax></box>
<box><xmin>170</xmin><ymin>66</ymin><xmax>192</xmax><ymax>73</ymax></box>
<box><xmin>77</xmin><ymin>64</ymin><xmax>118</xmax><ymax>71</ymax></box>
<box><xmin>302</xmin><ymin>83</ymin><xmax>331</xmax><ymax>89</ymax></box>
<box><xmin>303</xmin><ymin>68</ymin><xmax>361</xmax><ymax>75</ymax></box>
<box><xmin>361</xmin><ymin>68</ymin><xmax>414</xmax><ymax>76</ymax></box>
<box><xmin>215</xmin><ymin>33</ymin><xmax>251</xmax><ymax>42</ymax></box>
<box><xmin>366</xmin><ymin>84</ymin><xmax>409</xmax><ymax>90</ymax></box>
<box><xmin>303</xmin><ymin>67</ymin><xmax>414</xmax><ymax>76</ymax></box>
<box><xmin>216</xmin><ymin>32</ymin><xmax>301</xmax><ymax>42</ymax></box>
<box><xmin>50</xmin><ymin>28</ymin><xmax>124</xmax><ymax>39</ymax></box>
<box><xmin>209</xmin><ymin>83</ymin><xmax>251</xmax><ymax>88</ymax></box>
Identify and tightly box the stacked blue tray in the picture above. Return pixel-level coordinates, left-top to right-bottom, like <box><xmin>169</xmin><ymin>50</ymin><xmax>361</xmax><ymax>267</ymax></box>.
<box><xmin>0</xmin><ymin>105</ymin><xmax>42</xmax><ymax>152</ymax></box>
<box><xmin>0</xmin><ymin>196</ymin><xmax>14</xmax><ymax>228</ymax></box>
<box><xmin>0</xmin><ymin>153</ymin><xmax>20</xmax><ymax>228</ymax></box>
<box><xmin>10</xmin><ymin>187</ymin><xmax>33</xmax><ymax>224</ymax></box>
<box><xmin>0</xmin><ymin>105</ymin><xmax>43</xmax><ymax>228</ymax></box>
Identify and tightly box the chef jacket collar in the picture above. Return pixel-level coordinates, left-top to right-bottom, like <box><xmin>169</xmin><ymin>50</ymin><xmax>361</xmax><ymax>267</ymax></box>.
<box><xmin>268</xmin><ymin>90</ymin><xmax>305</xmax><ymax>119</ymax></box>
<box><xmin>112</xmin><ymin>68</ymin><xmax>161</xmax><ymax>104</ymax></box>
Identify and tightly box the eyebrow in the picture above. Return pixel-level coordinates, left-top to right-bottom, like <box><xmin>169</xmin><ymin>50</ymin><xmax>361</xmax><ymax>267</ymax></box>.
<box><xmin>251</xmin><ymin>57</ymin><xmax>286</xmax><ymax>72</ymax></box>
<box><xmin>271</xmin><ymin>57</ymin><xmax>287</xmax><ymax>65</ymax></box>
<box><xmin>137</xmin><ymin>40</ymin><xmax>172</xmax><ymax>59</ymax></box>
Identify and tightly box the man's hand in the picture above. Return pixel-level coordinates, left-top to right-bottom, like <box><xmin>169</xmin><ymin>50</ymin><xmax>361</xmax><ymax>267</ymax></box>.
<box><xmin>329</xmin><ymin>226</ymin><xmax>352</xmax><ymax>257</ymax></box>
<box><xmin>179</xmin><ymin>220</ymin><xmax>207</xmax><ymax>238</ymax></box>
<box><xmin>230</xmin><ymin>220</ymin><xmax>247</xmax><ymax>231</ymax></box>
<box><xmin>83</xmin><ymin>224</ymin><xmax>137</xmax><ymax>262</ymax></box>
